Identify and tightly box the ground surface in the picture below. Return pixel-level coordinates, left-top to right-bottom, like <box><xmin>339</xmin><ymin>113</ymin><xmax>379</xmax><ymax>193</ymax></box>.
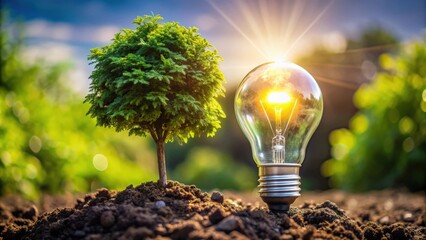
<box><xmin>0</xmin><ymin>181</ymin><xmax>424</xmax><ymax>239</ymax></box>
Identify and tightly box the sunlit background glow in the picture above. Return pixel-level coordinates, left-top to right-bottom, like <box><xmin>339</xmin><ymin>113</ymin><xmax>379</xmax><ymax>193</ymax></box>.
<box><xmin>2</xmin><ymin>0</ymin><xmax>426</xmax><ymax>195</ymax></box>
<box><xmin>3</xmin><ymin>0</ymin><xmax>424</xmax><ymax>90</ymax></box>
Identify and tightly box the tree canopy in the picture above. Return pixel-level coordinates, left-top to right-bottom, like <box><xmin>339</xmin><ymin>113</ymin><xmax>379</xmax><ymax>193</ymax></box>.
<box><xmin>85</xmin><ymin>15</ymin><xmax>226</xmax><ymax>186</ymax></box>
<box><xmin>85</xmin><ymin>15</ymin><xmax>225</xmax><ymax>144</ymax></box>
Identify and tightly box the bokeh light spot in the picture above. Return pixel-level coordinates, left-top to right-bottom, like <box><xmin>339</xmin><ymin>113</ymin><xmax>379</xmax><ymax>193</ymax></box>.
<box><xmin>402</xmin><ymin>137</ymin><xmax>414</xmax><ymax>152</ymax></box>
<box><xmin>350</xmin><ymin>114</ymin><xmax>368</xmax><ymax>134</ymax></box>
<box><xmin>29</xmin><ymin>136</ymin><xmax>42</xmax><ymax>153</ymax></box>
<box><xmin>26</xmin><ymin>163</ymin><xmax>38</xmax><ymax>179</ymax></box>
<box><xmin>329</xmin><ymin>129</ymin><xmax>355</xmax><ymax>147</ymax></box>
<box><xmin>92</xmin><ymin>154</ymin><xmax>108</xmax><ymax>171</ymax></box>
<box><xmin>1</xmin><ymin>152</ymin><xmax>12</xmax><ymax>166</ymax></box>
<box><xmin>399</xmin><ymin>117</ymin><xmax>414</xmax><ymax>134</ymax></box>
<box><xmin>421</xmin><ymin>101</ymin><xmax>426</xmax><ymax>113</ymax></box>
<box><xmin>379</xmin><ymin>54</ymin><xmax>394</xmax><ymax>70</ymax></box>
<box><xmin>361</xmin><ymin>60</ymin><xmax>377</xmax><ymax>80</ymax></box>
<box><xmin>13</xmin><ymin>101</ymin><xmax>30</xmax><ymax>123</ymax></box>
<box><xmin>12</xmin><ymin>167</ymin><xmax>22</xmax><ymax>181</ymax></box>
<box><xmin>331</xmin><ymin>144</ymin><xmax>349</xmax><ymax>160</ymax></box>
<box><xmin>353</xmin><ymin>85</ymin><xmax>369</xmax><ymax>108</ymax></box>
<box><xmin>321</xmin><ymin>159</ymin><xmax>335</xmax><ymax>177</ymax></box>
<box><xmin>411</xmin><ymin>75</ymin><xmax>422</xmax><ymax>89</ymax></box>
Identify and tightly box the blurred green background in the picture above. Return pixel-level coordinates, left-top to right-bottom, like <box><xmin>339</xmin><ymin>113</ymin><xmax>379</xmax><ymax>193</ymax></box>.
<box><xmin>1</xmin><ymin>1</ymin><xmax>426</xmax><ymax>199</ymax></box>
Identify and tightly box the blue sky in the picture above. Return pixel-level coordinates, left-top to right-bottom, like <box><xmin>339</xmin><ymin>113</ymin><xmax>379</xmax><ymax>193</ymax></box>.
<box><xmin>3</xmin><ymin>0</ymin><xmax>425</xmax><ymax>91</ymax></box>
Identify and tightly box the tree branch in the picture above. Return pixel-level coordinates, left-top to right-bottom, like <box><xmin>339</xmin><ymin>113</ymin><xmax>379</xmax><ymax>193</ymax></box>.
<box><xmin>162</xmin><ymin>130</ymin><xmax>169</xmax><ymax>141</ymax></box>
<box><xmin>148</xmin><ymin>126</ymin><xmax>159</xmax><ymax>142</ymax></box>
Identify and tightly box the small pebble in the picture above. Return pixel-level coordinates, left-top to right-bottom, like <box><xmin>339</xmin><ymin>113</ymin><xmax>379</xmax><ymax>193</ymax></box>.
<box><xmin>379</xmin><ymin>216</ymin><xmax>390</xmax><ymax>224</ymax></box>
<box><xmin>211</xmin><ymin>191</ymin><xmax>224</xmax><ymax>204</ymax></box>
<box><xmin>100</xmin><ymin>211</ymin><xmax>115</xmax><ymax>228</ymax></box>
<box><xmin>155</xmin><ymin>200</ymin><xmax>166</xmax><ymax>209</ymax></box>
<box><xmin>216</xmin><ymin>216</ymin><xmax>243</xmax><ymax>232</ymax></box>
<box><xmin>403</xmin><ymin>212</ymin><xmax>414</xmax><ymax>222</ymax></box>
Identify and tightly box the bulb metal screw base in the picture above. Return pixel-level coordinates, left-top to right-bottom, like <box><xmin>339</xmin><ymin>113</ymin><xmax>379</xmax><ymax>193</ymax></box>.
<box><xmin>258</xmin><ymin>163</ymin><xmax>301</xmax><ymax>212</ymax></box>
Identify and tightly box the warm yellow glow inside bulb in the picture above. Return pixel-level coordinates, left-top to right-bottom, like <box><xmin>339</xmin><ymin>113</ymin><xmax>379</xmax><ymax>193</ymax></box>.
<box><xmin>267</xmin><ymin>91</ymin><xmax>291</xmax><ymax>105</ymax></box>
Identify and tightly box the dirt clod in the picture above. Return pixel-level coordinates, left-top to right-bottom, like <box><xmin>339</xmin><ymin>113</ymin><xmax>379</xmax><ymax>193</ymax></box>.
<box><xmin>170</xmin><ymin>221</ymin><xmax>201</xmax><ymax>239</ymax></box>
<box><xmin>211</xmin><ymin>191</ymin><xmax>224</xmax><ymax>204</ymax></box>
<box><xmin>216</xmin><ymin>215</ymin><xmax>243</xmax><ymax>232</ymax></box>
<box><xmin>100</xmin><ymin>211</ymin><xmax>115</xmax><ymax>228</ymax></box>
<box><xmin>22</xmin><ymin>205</ymin><xmax>38</xmax><ymax>221</ymax></box>
<box><xmin>0</xmin><ymin>181</ymin><xmax>424</xmax><ymax>240</ymax></box>
<box><xmin>209</xmin><ymin>207</ymin><xmax>227</xmax><ymax>224</ymax></box>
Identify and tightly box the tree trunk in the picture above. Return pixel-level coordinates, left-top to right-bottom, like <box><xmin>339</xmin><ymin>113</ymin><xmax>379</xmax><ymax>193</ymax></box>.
<box><xmin>156</xmin><ymin>140</ymin><xmax>167</xmax><ymax>187</ymax></box>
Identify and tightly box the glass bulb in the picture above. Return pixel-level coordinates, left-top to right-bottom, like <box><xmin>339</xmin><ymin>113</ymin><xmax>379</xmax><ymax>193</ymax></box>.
<box><xmin>234</xmin><ymin>62</ymin><xmax>323</xmax><ymax>211</ymax></box>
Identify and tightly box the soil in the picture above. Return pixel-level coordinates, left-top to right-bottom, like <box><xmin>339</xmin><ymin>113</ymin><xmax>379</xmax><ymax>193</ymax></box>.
<box><xmin>0</xmin><ymin>181</ymin><xmax>425</xmax><ymax>240</ymax></box>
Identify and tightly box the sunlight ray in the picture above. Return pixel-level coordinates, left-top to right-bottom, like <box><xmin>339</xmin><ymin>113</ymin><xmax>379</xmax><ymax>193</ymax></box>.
<box><xmin>342</xmin><ymin>44</ymin><xmax>398</xmax><ymax>54</ymax></box>
<box><xmin>208</xmin><ymin>0</ymin><xmax>367</xmax><ymax>94</ymax></box>
<box><xmin>283</xmin><ymin>0</ymin><xmax>334</xmax><ymax>59</ymax></box>
<box><xmin>305</xmin><ymin>62</ymin><xmax>362</xmax><ymax>69</ymax></box>
<box><xmin>236</xmin><ymin>0</ymin><xmax>266</xmax><ymax>49</ymax></box>
<box><xmin>210</xmin><ymin>0</ymin><xmax>336</xmax><ymax>63</ymax></box>
<box><xmin>208</xmin><ymin>0</ymin><xmax>268</xmax><ymax>59</ymax></box>
<box><xmin>314</xmin><ymin>75</ymin><xmax>359</xmax><ymax>90</ymax></box>
<box><xmin>259</xmin><ymin>0</ymin><xmax>274</xmax><ymax>50</ymax></box>
<box><xmin>282</xmin><ymin>1</ymin><xmax>306</xmax><ymax>53</ymax></box>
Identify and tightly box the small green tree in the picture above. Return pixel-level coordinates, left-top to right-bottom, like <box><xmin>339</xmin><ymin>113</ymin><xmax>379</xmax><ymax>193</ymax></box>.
<box><xmin>85</xmin><ymin>15</ymin><xmax>226</xmax><ymax>187</ymax></box>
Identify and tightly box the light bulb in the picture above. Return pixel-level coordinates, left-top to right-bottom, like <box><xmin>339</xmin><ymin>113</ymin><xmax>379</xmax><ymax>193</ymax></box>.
<box><xmin>234</xmin><ymin>62</ymin><xmax>323</xmax><ymax>211</ymax></box>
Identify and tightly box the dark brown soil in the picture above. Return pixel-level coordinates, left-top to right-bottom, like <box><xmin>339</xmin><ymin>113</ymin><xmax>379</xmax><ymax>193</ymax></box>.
<box><xmin>0</xmin><ymin>181</ymin><xmax>425</xmax><ymax>239</ymax></box>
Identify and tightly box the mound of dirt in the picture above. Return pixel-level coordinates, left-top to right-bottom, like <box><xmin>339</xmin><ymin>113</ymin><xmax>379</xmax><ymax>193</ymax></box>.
<box><xmin>1</xmin><ymin>181</ymin><xmax>425</xmax><ymax>239</ymax></box>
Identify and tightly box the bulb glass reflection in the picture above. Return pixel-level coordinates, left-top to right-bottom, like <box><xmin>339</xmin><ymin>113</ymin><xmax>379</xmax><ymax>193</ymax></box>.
<box><xmin>235</xmin><ymin>62</ymin><xmax>323</xmax><ymax>165</ymax></box>
<box><xmin>234</xmin><ymin>62</ymin><xmax>323</xmax><ymax>211</ymax></box>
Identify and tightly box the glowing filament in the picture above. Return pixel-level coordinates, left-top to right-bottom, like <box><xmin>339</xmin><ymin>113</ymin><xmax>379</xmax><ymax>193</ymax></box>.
<box><xmin>266</xmin><ymin>91</ymin><xmax>290</xmax><ymax>163</ymax></box>
<box><xmin>267</xmin><ymin>91</ymin><xmax>291</xmax><ymax>105</ymax></box>
<box><xmin>272</xmin><ymin>105</ymin><xmax>285</xmax><ymax>163</ymax></box>
<box><xmin>266</xmin><ymin>91</ymin><xmax>291</xmax><ymax>134</ymax></box>
<box><xmin>261</xmin><ymin>91</ymin><xmax>296</xmax><ymax>163</ymax></box>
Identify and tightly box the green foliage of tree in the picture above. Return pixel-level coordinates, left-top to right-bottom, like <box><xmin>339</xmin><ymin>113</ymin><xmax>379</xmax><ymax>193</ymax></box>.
<box><xmin>347</xmin><ymin>25</ymin><xmax>398</xmax><ymax>49</ymax></box>
<box><xmin>0</xmin><ymin>17</ymin><xmax>156</xmax><ymax>199</ymax></box>
<box><xmin>173</xmin><ymin>147</ymin><xmax>256</xmax><ymax>191</ymax></box>
<box><xmin>322</xmin><ymin>38</ymin><xmax>426</xmax><ymax>191</ymax></box>
<box><xmin>85</xmin><ymin>15</ymin><xmax>226</xmax><ymax>187</ymax></box>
